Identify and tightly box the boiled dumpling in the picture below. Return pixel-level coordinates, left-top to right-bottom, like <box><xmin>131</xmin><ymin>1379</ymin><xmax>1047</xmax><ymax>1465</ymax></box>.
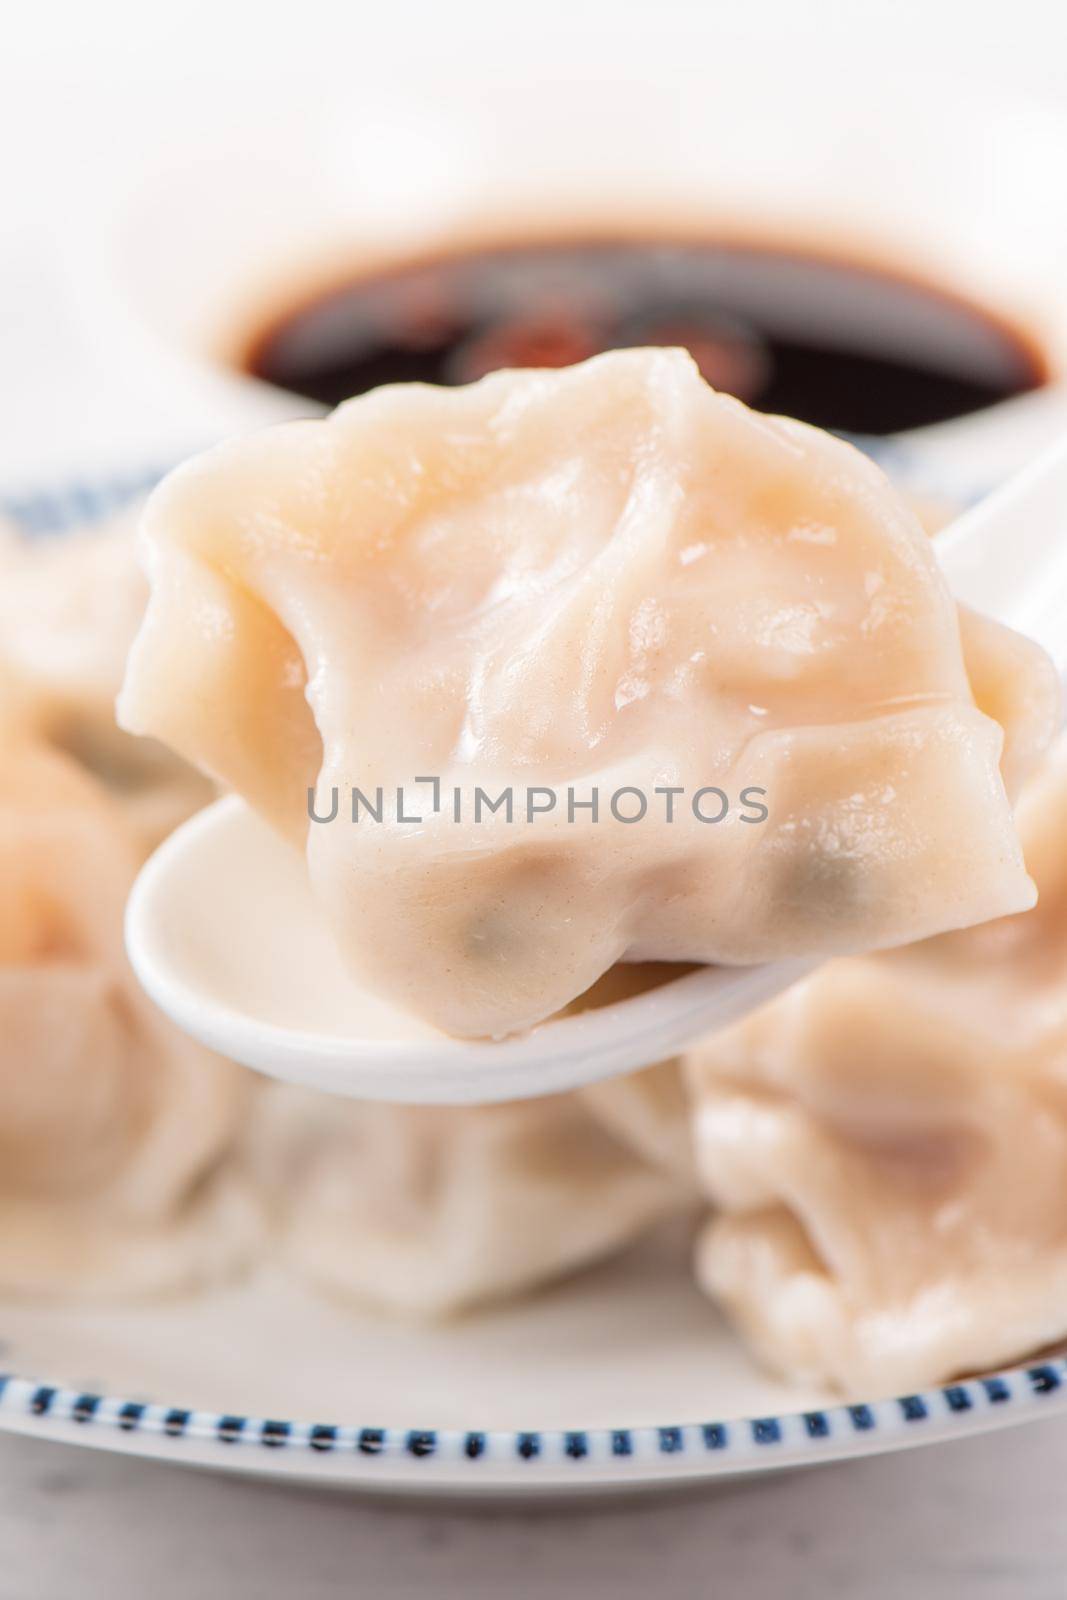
<box><xmin>0</xmin><ymin>731</ymin><xmax>256</xmax><ymax>1296</ymax></box>
<box><xmin>0</xmin><ymin>511</ymin><xmax>213</xmax><ymax>848</ymax></box>
<box><xmin>246</xmin><ymin>961</ymin><xmax>694</xmax><ymax>1316</ymax></box>
<box><xmin>688</xmin><ymin>735</ymin><xmax>1067</xmax><ymax>1396</ymax></box>
<box><xmin>248</xmin><ymin>1064</ymin><xmax>693</xmax><ymax>1318</ymax></box>
<box><xmin>119</xmin><ymin>349</ymin><xmax>1048</xmax><ymax>1038</ymax></box>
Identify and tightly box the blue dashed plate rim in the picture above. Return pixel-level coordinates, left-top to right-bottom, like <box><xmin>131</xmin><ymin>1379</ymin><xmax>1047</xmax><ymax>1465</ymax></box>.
<box><xmin>2</xmin><ymin>1361</ymin><xmax>1067</xmax><ymax>1486</ymax></box>
<box><xmin>0</xmin><ymin>455</ymin><xmax>1042</xmax><ymax>1491</ymax></box>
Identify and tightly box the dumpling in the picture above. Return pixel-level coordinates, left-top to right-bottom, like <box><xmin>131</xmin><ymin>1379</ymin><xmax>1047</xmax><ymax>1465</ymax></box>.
<box><xmin>248</xmin><ymin>1066</ymin><xmax>693</xmax><ymax>1319</ymax></box>
<box><xmin>688</xmin><ymin>736</ymin><xmax>1067</xmax><ymax>1396</ymax></box>
<box><xmin>119</xmin><ymin>348</ymin><xmax>1048</xmax><ymax>1038</ymax></box>
<box><xmin>0</xmin><ymin>512</ymin><xmax>213</xmax><ymax>849</ymax></box>
<box><xmin>0</xmin><ymin>731</ymin><xmax>256</xmax><ymax>1296</ymax></box>
<box><xmin>247</xmin><ymin>961</ymin><xmax>694</xmax><ymax>1316</ymax></box>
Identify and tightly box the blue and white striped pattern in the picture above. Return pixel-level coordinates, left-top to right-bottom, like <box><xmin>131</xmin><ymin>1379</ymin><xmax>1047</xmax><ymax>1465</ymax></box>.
<box><xmin>0</xmin><ymin>467</ymin><xmax>170</xmax><ymax>538</ymax></box>
<box><xmin>1</xmin><ymin>1363</ymin><xmax>1064</xmax><ymax>1471</ymax></box>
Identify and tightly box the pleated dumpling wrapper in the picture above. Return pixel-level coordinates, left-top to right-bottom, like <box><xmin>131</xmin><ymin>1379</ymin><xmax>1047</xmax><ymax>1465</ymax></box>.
<box><xmin>688</xmin><ymin>735</ymin><xmax>1067</xmax><ymax>1397</ymax></box>
<box><xmin>0</xmin><ymin>731</ymin><xmax>256</xmax><ymax>1296</ymax></box>
<box><xmin>119</xmin><ymin>348</ymin><xmax>1049</xmax><ymax>1038</ymax></box>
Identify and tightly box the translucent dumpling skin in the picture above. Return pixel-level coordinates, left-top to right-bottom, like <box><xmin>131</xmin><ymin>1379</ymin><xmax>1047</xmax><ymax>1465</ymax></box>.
<box><xmin>120</xmin><ymin>349</ymin><xmax>1047</xmax><ymax>1038</ymax></box>
<box><xmin>688</xmin><ymin>737</ymin><xmax>1067</xmax><ymax>1397</ymax></box>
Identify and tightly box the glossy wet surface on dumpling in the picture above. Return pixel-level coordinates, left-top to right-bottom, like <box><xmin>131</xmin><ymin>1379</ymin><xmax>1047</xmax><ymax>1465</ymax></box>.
<box><xmin>119</xmin><ymin>349</ymin><xmax>1046</xmax><ymax>1037</ymax></box>
<box><xmin>688</xmin><ymin>737</ymin><xmax>1067</xmax><ymax>1397</ymax></box>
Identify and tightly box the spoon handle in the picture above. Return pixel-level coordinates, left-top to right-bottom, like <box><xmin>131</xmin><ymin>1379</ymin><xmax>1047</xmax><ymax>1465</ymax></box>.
<box><xmin>936</xmin><ymin>435</ymin><xmax>1067</xmax><ymax>672</ymax></box>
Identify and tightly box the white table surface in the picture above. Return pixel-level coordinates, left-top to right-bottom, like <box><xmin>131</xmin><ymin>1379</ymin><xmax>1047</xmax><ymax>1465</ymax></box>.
<box><xmin>2</xmin><ymin>1418</ymin><xmax>1066</xmax><ymax>1599</ymax></box>
<box><xmin>5</xmin><ymin>1</ymin><xmax>1067</xmax><ymax>1593</ymax></box>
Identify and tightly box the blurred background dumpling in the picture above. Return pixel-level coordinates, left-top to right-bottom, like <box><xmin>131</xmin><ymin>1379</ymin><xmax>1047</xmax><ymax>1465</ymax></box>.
<box><xmin>0</xmin><ymin>510</ymin><xmax>213</xmax><ymax>849</ymax></box>
<box><xmin>0</xmin><ymin>728</ymin><xmax>257</xmax><ymax>1296</ymax></box>
<box><xmin>246</xmin><ymin>1063</ymin><xmax>694</xmax><ymax>1319</ymax></box>
<box><xmin>245</xmin><ymin>960</ymin><xmax>695</xmax><ymax>1318</ymax></box>
<box><xmin>686</xmin><ymin>736</ymin><xmax>1067</xmax><ymax>1397</ymax></box>
<box><xmin>247</xmin><ymin>953</ymin><xmax>700</xmax><ymax>1318</ymax></box>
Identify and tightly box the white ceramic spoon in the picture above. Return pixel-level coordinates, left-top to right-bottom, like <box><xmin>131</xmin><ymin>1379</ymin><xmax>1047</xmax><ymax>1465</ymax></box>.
<box><xmin>125</xmin><ymin>438</ymin><xmax>1067</xmax><ymax>1105</ymax></box>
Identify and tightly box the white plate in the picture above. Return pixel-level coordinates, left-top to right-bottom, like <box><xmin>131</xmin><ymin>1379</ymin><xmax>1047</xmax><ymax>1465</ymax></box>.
<box><xmin>2</xmin><ymin>1222</ymin><xmax>1066</xmax><ymax>1495</ymax></box>
<box><xmin>5</xmin><ymin>462</ymin><xmax>1067</xmax><ymax>1500</ymax></box>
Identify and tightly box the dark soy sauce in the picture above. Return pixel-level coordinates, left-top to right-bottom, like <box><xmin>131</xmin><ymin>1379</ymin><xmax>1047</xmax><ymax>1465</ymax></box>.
<box><xmin>245</xmin><ymin>238</ymin><xmax>1045</xmax><ymax>436</ymax></box>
